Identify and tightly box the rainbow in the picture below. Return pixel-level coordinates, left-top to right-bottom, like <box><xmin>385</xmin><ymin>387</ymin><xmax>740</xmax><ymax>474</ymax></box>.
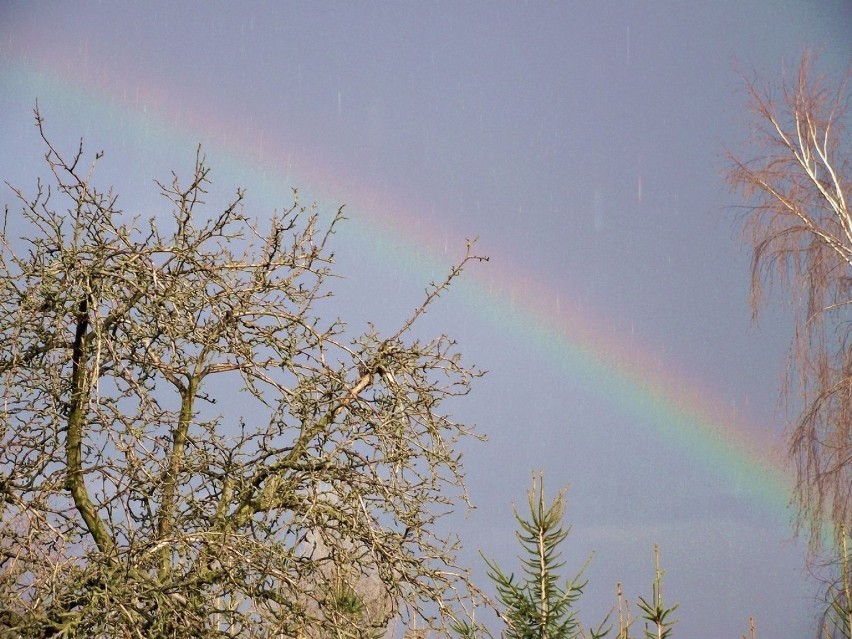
<box><xmin>0</xmin><ymin>45</ymin><xmax>794</xmax><ymax>521</ymax></box>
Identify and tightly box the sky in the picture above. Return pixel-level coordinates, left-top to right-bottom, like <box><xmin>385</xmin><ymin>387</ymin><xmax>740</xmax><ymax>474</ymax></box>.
<box><xmin>1</xmin><ymin>2</ymin><xmax>850</xmax><ymax>637</ymax></box>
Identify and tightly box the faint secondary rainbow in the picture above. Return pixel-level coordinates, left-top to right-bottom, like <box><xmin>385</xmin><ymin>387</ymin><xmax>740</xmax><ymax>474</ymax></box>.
<box><xmin>1</xmin><ymin>46</ymin><xmax>793</xmax><ymax>521</ymax></box>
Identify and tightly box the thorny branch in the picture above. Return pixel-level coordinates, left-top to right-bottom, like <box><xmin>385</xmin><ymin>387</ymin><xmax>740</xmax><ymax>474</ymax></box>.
<box><xmin>0</xmin><ymin>106</ymin><xmax>488</xmax><ymax>638</ymax></box>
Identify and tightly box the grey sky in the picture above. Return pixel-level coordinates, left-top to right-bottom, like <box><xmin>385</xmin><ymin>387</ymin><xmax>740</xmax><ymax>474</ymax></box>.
<box><xmin>1</xmin><ymin>2</ymin><xmax>850</xmax><ymax>636</ymax></box>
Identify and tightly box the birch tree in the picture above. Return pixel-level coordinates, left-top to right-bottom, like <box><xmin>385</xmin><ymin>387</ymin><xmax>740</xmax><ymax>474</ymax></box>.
<box><xmin>726</xmin><ymin>53</ymin><xmax>851</xmax><ymax>553</ymax></box>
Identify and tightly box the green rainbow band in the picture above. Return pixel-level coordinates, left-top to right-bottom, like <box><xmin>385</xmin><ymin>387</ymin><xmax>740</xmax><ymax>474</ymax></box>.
<box><xmin>0</xmin><ymin>48</ymin><xmax>794</xmax><ymax>523</ymax></box>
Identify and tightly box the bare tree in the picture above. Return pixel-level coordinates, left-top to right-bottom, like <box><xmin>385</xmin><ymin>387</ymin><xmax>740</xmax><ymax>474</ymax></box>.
<box><xmin>0</xmin><ymin>108</ymin><xmax>487</xmax><ymax>638</ymax></box>
<box><xmin>726</xmin><ymin>53</ymin><xmax>851</xmax><ymax>553</ymax></box>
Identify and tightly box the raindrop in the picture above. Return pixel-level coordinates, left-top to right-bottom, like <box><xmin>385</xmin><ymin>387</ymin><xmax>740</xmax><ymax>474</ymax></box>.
<box><xmin>593</xmin><ymin>190</ymin><xmax>604</xmax><ymax>230</ymax></box>
<box><xmin>626</xmin><ymin>25</ymin><xmax>631</xmax><ymax>66</ymax></box>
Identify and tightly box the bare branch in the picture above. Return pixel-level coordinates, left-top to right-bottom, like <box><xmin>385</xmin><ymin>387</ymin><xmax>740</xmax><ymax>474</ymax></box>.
<box><xmin>0</xmin><ymin>108</ymin><xmax>487</xmax><ymax>637</ymax></box>
<box><xmin>727</xmin><ymin>52</ymin><xmax>852</xmax><ymax>554</ymax></box>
